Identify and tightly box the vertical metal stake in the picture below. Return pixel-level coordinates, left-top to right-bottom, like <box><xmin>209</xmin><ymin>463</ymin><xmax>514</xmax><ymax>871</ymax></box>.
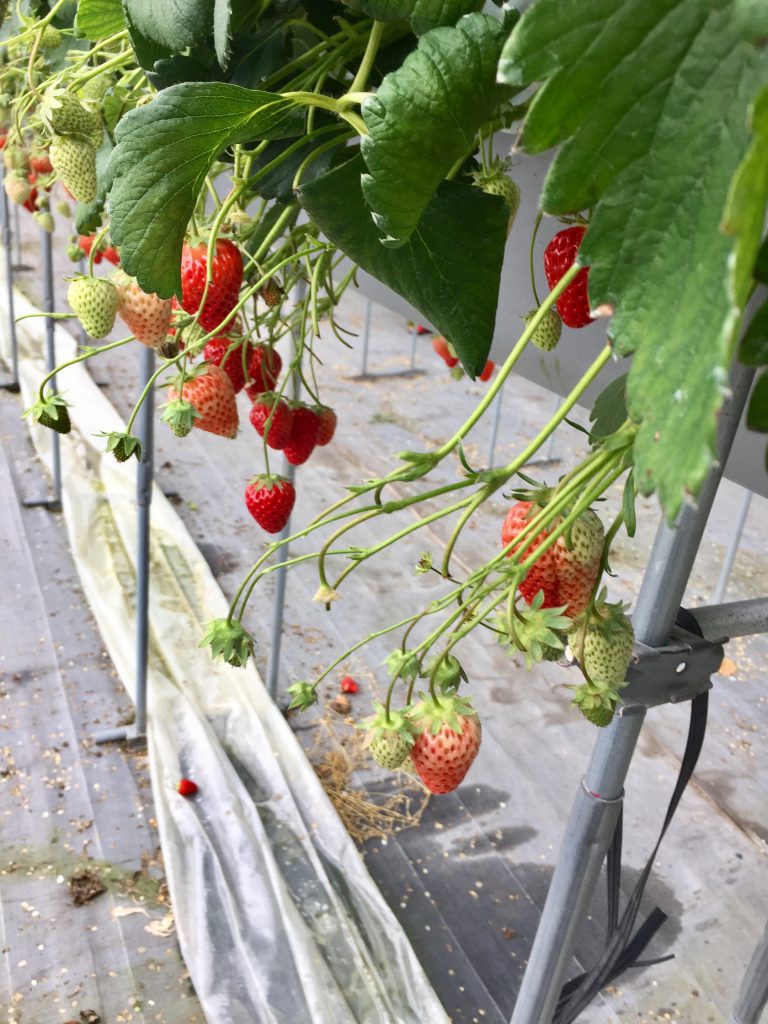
<box><xmin>133</xmin><ymin>345</ymin><xmax>154</xmax><ymax>737</ymax></box>
<box><xmin>544</xmin><ymin>393</ymin><xmax>562</xmax><ymax>462</ymax></box>
<box><xmin>729</xmin><ymin>921</ymin><xmax>768</xmax><ymax>1024</ymax></box>
<box><xmin>361</xmin><ymin>297</ymin><xmax>373</xmax><ymax>376</ymax></box>
<box><xmin>266</xmin><ymin>458</ymin><xmax>296</xmax><ymax>700</ymax></box>
<box><xmin>42</xmin><ymin>227</ymin><xmax>62</xmax><ymax>510</ymax></box>
<box><xmin>409</xmin><ymin>324</ymin><xmax>418</xmax><ymax>371</ymax></box>
<box><xmin>509</xmin><ymin>361</ymin><xmax>756</xmax><ymax>1024</ymax></box>
<box><xmin>266</xmin><ymin>278</ymin><xmax>308</xmax><ymax>699</ymax></box>
<box><xmin>0</xmin><ymin>165</ymin><xmax>19</xmax><ymax>391</ymax></box>
<box><xmin>712</xmin><ymin>489</ymin><xmax>753</xmax><ymax>604</ymax></box>
<box><xmin>13</xmin><ymin>204</ymin><xmax>22</xmax><ymax>268</ymax></box>
<box><xmin>487</xmin><ymin>379</ymin><xmax>505</xmax><ymax>467</ymax></box>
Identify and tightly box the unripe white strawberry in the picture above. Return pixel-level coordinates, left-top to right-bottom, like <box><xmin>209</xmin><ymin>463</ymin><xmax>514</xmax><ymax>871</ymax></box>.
<box><xmin>67</xmin><ymin>276</ymin><xmax>118</xmax><ymax>338</ymax></box>
<box><xmin>50</xmin><ymin>136</ymin><xmax>97</xmax><ymax>202</ymax></box>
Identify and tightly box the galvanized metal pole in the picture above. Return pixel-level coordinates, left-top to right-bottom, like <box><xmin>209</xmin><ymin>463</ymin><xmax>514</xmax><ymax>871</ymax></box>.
<box><xmin>510</xmin><ymin>361</ymin><xmax>756</xmax><ymax>1024</ymax></box>
<box><xmin>12</xmin><ymin>204</ymin><xmax>22</xmax><ymax>269</ymax></box>
<box><xmin>711</xmin><ymin>489</ymin><xmax>753</xmax><ymax>604</ymax></box>
<box><xmin>266</xmin><ymin>279</ymin><xmax>308</xmax><ymax>699</ymax></box>
<box><xmin>42</xmin><ymin>226</ymin><xmax>62</xmax><ymax>511</ymax></box>
<box><xmin>487</xmin><ymin>379</ymin><xmax>505</xmax><ymax>466</ymax></box>
<box><xmin>409</xmin><ymin>323</ymin><xmax>418</xmax><ymax>371</ymax></box>
<box><xmin>95</xmin><ymin>345</ymin><xmax>154</xmax><ymax>745</ymax></box>
<box><xmin>690</xmin><ymin>597</ymin><xmax>768</xmax><ymax>641</ymax></box>
<box><xmin>361</xmin><ymin>297</ymin><xmax>372</xmax><ymax>376</ymax></box>
<box><xmin>133</xmin><ymin>345</ymin><xmax>154</xmax><ymax>736</ymax></box>
<box><xmin>729</xmin><ymin>921</ymin><xmax>768</xmax><ymax>1024</ymax></box>
<box><xmin>0</xmin><ymin>164</ymin><xmax>19</xmax><ymax>392</ymax></box>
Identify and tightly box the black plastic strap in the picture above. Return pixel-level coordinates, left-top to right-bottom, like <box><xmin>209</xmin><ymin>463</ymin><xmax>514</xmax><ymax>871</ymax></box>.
<box><xmin>552</xmin><ymin>608</ymin><xmax>710</xmax><ymax>1024</ymax></box>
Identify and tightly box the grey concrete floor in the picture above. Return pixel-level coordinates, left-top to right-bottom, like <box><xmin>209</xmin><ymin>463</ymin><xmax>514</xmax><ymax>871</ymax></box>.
<box><xmin>2</xmin><ymin>213</ymin><xmax>768</xmax><ymax>1024</ymax></box>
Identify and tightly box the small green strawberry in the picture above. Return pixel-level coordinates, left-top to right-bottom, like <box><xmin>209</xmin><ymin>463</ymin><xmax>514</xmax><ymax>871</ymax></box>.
<box><xmin>384</xmin><ymin>649</ymin><xmax>420</xmax><ymax>684</ymax></box>
<box><xmin>50</xmin><ymin>136</ymin><xmax>97</xmax><ymax>203</ymax></box>
<box><xmin>24</xmin><ymin>391</ymin><xmax>71</xmax><ymax>434</ymax></box>
<box><xmin>41</xmin><ymin>89</ymin><xmax>99</xmax><ymax>136</ymax></box>
<box><xmin>40</xmin><ymin>25</ymin><xmax>63</xmax><ymax>48</ymax></box>
<box><xmin>525</xmin><ymin>308</ymin><xmax>563</xmax><ymax>352</ymax></box>
<box><xmin>423</xmin><ymin>653</ymin><xmax>467</xmax><ymax>693</ymax></box>
<box><xmin>67</xmin><ymin>276</ymin><xmax>118</xmax><ymax>338</ymax></box>
<box><xmin>98</xmin><ymin>430</ymin><xmax>142</xmax><ymax>463</ymax></box>
<box><xmin>473</xmin><ymin>158</ymin><xmax>520</xmax><ymax>232</ymax></box>
<box><xmin>360</xmin><ymin>703</ymin><xmax>413</xmax><ymax>770</ymax></box>
<box><xmin>571</xmin><ymin>680</ymin><xmax>622</xmax><ymax>727</ymax></box>
<box><xmin>568</xmin><ymin>592</ymin><xmax>634</xmax><ymax>686</ymax></box>
<box><xmin>200</xmin><ymin>617</ymin><xmax>255</xmax><ymax>667</ymax></box>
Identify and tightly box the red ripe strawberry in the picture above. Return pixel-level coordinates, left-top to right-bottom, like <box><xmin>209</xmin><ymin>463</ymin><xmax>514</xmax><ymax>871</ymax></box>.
<box><xmin>204</xmin><ymin>335</ymin><xmax>251</xmax><ymax>394</ymax></box>
<box><xmin>432</xmin><ymin>335</ymin><xmax>458</xmax><ymax>367</ymax></box>
<box><xmin>29</xmin><ymin>151</ymin><xmax>52</xmax><ymax>174</ymax></box>
<box><xmin>249</xmin><ymin>392</ymin><xmax>293</xmax><ymax>449</ymax></box>
<box><xmin>339</xmin><ymin>676</ymin><xmax>358</xmax><ymax>694</ymax></box>
<box><xmin>114</xmin><ymin>271</ymin><xmax>173</xmax><ymax>348</ymax></box>
<box><xmin>78</xmin><ymin>234</ymin><xmax>102</xmax><ymax>263</ymax></box>
<box><xmin>177</xmin><ymin>778</ymin><xmax>198</xmax><ymax>797</ymax></box>
<box><xmin>408</xmin><ymin>694</ymin><xmax>481</xmax><ymax>794</ymax></box>
<box><xmin>245</xmin><ymin>344</ymin><xmax>282</xmax><ymax>399</ymax></box>
<box><xmin>283</xmin><ymin>404</ymin><xmax>320</xmax><ymax>466</ymax></box>
<box><xmin>479</xmin><ymin>360</ymin><xmax>494</xmax><ymax>382</ymax></box>
<box><xmin>415</xmin><ymin>324</ymin><xmax>431</xmax><ymax>335</ymax></box>
<box><xmin>543</xmin><ymin>225</ymin><xmax>593</xmax><ymax>329</ymax></box>
<box><xmin>314</xmin><ymin>405</ymin><xmax>337</xmax><ymax>446</ymax></box>
<box><xmin>501</xmin><ymin>500</ymin><xmax>604</xmax><ymax>616</ymax></box>
<box><xmin>180</xmin><ymin>238</ymin><xmax>243</xmax><ymax>333</ymax></box>
<box><xmin>244</xmin><ymin>474</ymin><xmax>296</xmax><ymax>533</ymax></box>
<box><xmin>102</xmin><ymin>246</ymin><xmax>120</xmax><ymax>266</ymax></box>
<box><xmin>168</xmin><ymin>364</ymin><xmax>239</xmax><ymax>438</ymax></box>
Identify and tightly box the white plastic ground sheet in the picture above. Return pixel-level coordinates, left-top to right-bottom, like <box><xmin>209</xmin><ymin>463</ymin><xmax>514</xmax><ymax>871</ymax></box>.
<box><xmin>1</xmin><ymin>271</ymin><xmax>450</xmax><ymax>1024</ymax></box>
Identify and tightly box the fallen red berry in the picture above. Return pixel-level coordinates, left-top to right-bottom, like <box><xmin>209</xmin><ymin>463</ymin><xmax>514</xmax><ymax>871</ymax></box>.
<box><xmin>339</xmin><ymin>676</ymin><xmax>359</xmax><ymax>694</ymax></box>
<box><xmin>177</xmin><ymin>778</ymin><xmax>198</xmax><ymax>797</ymax></box>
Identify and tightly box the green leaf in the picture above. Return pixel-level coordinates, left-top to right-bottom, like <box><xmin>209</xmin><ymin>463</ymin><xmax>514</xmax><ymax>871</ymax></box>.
<box><xmin>746</xmin><ymin>370</ymin><xmax>768</xmax><ymax>432</ymax></box>
<box><xmin>75</xmin><ymin>0</ymin><xmax>125</xmax><ymax>39</ymax></box>
<box><xmin>107</xmin><ymin>83</ymin><xmax>300</xmax><ymax>297</ymax></box>
<box><xmin>741</xmin><ymin>300</ymin><xmax>768</xmax><ymax>365</ymax></box>
<box><xmin>299</xmin><ymin>152</ymin><xmax>507</xmax><ymax>375</ymax></box>
<box><xmin>589</xmin><ymin>374</ymin><xmax>627</xmax><ymax>444</ymax></box>
<box><xmin>756</xmin><ymin>236</ymin><xmax>768</xmax><ymax>284</ymax></box>
<box><xmin>722</xmin><ymin>86</ymin><xmax>768</xmax><ymax>308</ymax></box>
<box><xmin>500</xmin><ymin>0</ymin><xmax>765</xmax><ymax>520</ymax></box>
<box><xmin>354</xmin><ymin>0</ymin><xmax>479</xmax><ymax>34</ymax></box>
<box><xmin>735</xmin><ymin>0</ymin><xmax>768</xmax><ymax>43</ymax></box>
<box><xmin>124</xmin><ymin>0</ymin><xmax>214</xmax><ymax>53</ymax></box>
<box><xmin>360</xmin><ymin>13</ymin><xmax>513</xmax><ymax>246</ymax></box>
<box><xmin>124</xmin><ymin>3</ymin><xmax>173</xmax><ymax>68</ymax></box>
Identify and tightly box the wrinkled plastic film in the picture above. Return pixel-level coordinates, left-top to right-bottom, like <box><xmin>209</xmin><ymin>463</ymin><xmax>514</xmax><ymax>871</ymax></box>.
<box><xmin>0</xmin><ymin>272</ymin><xmax>449</xmax><ymax>1024</ymax></box>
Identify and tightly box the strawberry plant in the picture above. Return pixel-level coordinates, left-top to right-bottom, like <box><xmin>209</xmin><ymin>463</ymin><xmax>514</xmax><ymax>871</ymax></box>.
<box><xmin>0</xmin><ymin>0</ymin><xmax>766</xmax><ymax>796</ymax></box>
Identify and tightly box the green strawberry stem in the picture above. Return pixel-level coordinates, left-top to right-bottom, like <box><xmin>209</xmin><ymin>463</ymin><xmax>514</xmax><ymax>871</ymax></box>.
<box><xmin>88</xmin><ymin>224</ymin><xmax>110</xmax><ymax>276</ymax></box>
<box><xmin>36</xmin><ymin>336</ymin><xmax>134</xmax><ymax>403</ymax></box>
<box><xmin>529</xmin><ymin>211</ymin><xmax>543</xmax><ymax>307</ymax></box>
<box><xmin>345</xmin><ymin>20</ymin><xmax>385</xmax><ymax>96</ymax></box>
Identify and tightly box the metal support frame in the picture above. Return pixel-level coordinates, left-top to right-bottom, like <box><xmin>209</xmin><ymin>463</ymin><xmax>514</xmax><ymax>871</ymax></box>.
<box><xmin>409</xmin><ymin>323</ymin><xmax>418</xmax><ymax>371</ymax></box>
<box><xmin>24</xmin><ymin>228</ymin><xmax>62</xmax><ymax>511</ymax></box>
<box><xmin>12</xmin><ymin>204</ymin><xmax>22</xmax><ymax>269</ymax></box>
<box><xmin>0</xmin><ymin>165</ymin><xmax>20</xmax><ymax>392</ymax></box>
<box><xmin>94</xmin><ymin>345</ymin><xmax>154</xmax><ymax>746</ymax></box>
<box><xmin>510</xmin><ymin>361</ymin><xmax>756</xmax><ymax>1024</ymax></box>
<box><xmin>712</xmin><ymin>489</ymin><xmax>753</xmax><ymax>604</ymax></box>
<box><xmin>488</xmin><ymin>384</ymin><xmax>561</xmax><ymax>470</ymax></box>
<box><xmin>360</xmin><ymin>297</ymin><xmax>373</xmax><ymax>376</ymax></box>
<box><xmin>730</xmin><ymin>920</ymin><xmax>768</xmax><ymax>1024</ymax></box>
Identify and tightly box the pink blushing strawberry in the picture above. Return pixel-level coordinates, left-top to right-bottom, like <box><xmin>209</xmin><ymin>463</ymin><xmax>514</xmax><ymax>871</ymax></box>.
<box><xmin>407</xmin><ymin>693</ymin><xmax>481</xmax><ymax>794</ymax></box>
<box><xmin>168</xmin><ymin>364</ymin><xmax>239</xmax><ymax>438</ymax></box>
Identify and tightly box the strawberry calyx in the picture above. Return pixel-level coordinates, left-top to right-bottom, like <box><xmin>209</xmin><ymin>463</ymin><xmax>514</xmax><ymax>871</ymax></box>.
<box><xmin>384</xmin><ymin>648</ymin><xmax>420</xmax><ymax>683</ymax></box>
<box><xmin>423</xmin><ymin>653</ymin><xmax>467</xmax><ymax>694</ymax></box>
<box><xmin>246</xmin><ymin>472</ymin><xmax>290</xmax><ymax>491</ymax></box>
<box><xmin>161</xmin><ymin>397</ymin><xmax>199</xmax><ymax>437</ymax></box>
<box><xmin>287</xmin><ymin>679</ymin><xmax>318</xmax><ymax>711</ymax></box>
<box><xmin>359</xmin><ymin>702</ymin><xmax>412</xmax><ymax>743</ymax></box>
<box><xmin>98</xmin><ymin>430</ymin><xmax>142</xmax><ymax>463</ymax></box>
<box><xmin>503</xmin><ymin>591</ymin><xmax>571</xmax><ymax>669</ymax></box>
<box><xmin>200</xmin><ymin>617</ymin><xmax>254</xmax><ymax>667</ymax></box>
<box><xmin>406</xmin><ymin>692</ymin><xmax>477</xmax><ymax>737</ymax></box>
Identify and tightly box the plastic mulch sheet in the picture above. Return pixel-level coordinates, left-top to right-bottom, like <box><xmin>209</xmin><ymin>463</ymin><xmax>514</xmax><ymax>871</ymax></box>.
<box><xmin>0</xmin><ymin>269</ymin><xmax>449</xmax><ymax>1024</ymax></box>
